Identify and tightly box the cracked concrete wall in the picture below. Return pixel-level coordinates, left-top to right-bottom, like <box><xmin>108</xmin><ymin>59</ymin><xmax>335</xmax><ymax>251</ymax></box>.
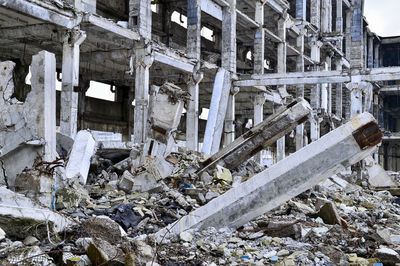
<box><xmin>0</xmin><ymin>51</ymin><xmax>56</xmax><ymax>187</ymax></box>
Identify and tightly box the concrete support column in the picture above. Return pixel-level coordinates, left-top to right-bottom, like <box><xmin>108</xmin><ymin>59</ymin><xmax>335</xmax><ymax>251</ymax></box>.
<box><xmin>321</xmin><ymin>61</ymin><xmax>329</xmax><ymax>112</ymax></box>
<box><xmin>186</xmin><ymin>0</ymin><xmax>202</xmax><ymax>151</ymax></box>
<box><xmin>253</xmin><ymin>1</ymin><xmax>264</xmax><ymax>75</ymax></box>
<box><xmin>310</xmin><ymin>0</ymin><xmax>321</xmax><ymax>28</ymax></box>
<box><xmin>336</xmin><ymin>0</ymin><xmax>343</xmax><ymax>50</ymax></box>
<box><xmin>310</xmin><ymin>38</ymin><xmax>322</xmax><ymax>143</ymax></box>
<box><xmin>31</xmin><ymin>51</ymin><xmax>57</xmax><ymax>162</ymax></box>
<box><xmin>368</xmin><ymin>36</ymin><xmax>374</xmax><ymax>68</ymax></box>
<box><xmin>345</xmin><ymin>9</ymin><xmax>352</xmax><ymax>59</ymax></box>
<box><xmin>78</xmin><ymin>79</ymin><xmax>89</xmax><ymax>131</ymax></box>
<box><xmin>60</xmin><ymin>29</ymin><xmax>86</xmax><ymax>138</ymax></box>
<box><xmin>335</xmin><ymin>60</ymin><xmax>343</xmax><ymax>118</ymax></box>
<box><xmin>133</xmin><ymin>45</ymin><xmax>153</xmax><ymax>145</ymax></box>
<box><xmin>253</xmin><ymin>93</ymin><xmax>266</xmax><ymax>164</ymax></box>
<box><xmin>277</xmin><ymin>16</ymin><xmax>287</xmax><ymax>161</ymax></box>
<box><xmin>296</xmin><ymin>31</ymin><xmax>305</xmax><ymax>151</ymax></box>
<box><xmin>129</xmin><ymin>0</ymin><xmax>152</xmax><ymax>39</ymax></box>
<box><xmin>374</xmin><ymin>43</ymin><xmax>380</xmax><ymax>68</ymax></box>
<box><xmin>310</xmin><ymin>39</ymin><xmax>322</xmax><ymax>109</ymax></box>
<box><xmin>296</xmin><ymin>0</ymin><xmax>306</xmax><ymax>20</ymax></box>
<box><xmin>321</xmin><ymin>0</ymin><xmax>332</xmax><ymax>33</ymax></box>
<box><xmin>220</xmin><ymin>0</ymin><xmax>237</xmax><ymax>149</ymax></box>
<box><xmin>223</xmin><ymin>87</ymin><xmax>239</xmax><ymax>147</ymax></box>
<box><xmin>222</xmin><ymin>0</ymin><xmax>237</xmax><ymax>73</ymax></box>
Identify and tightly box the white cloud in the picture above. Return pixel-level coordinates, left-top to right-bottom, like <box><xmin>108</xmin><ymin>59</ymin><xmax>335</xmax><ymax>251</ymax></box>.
<box><xmin>364</xmin><ymin>0</ymin><xmax>400</xmax><ymax>37</ymax></box>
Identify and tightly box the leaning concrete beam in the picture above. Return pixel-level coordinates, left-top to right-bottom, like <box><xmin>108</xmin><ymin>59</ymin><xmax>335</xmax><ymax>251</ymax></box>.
<box><xmin>198</xmin><ymin>98</ymin><xmax>311</xmax><ymax>174</ymax></box>
<box><xmin>157</xmin><ymin>112</ymin><xmax>382</xmax><ymax>236</ymax></box>
<box><xmin>202</xmin><ymin>68</ymin><xmax>231</xmax><ymax>155</ymax></box>
<box><xmin>65</xmin><ymin>130</ymin><xmax>96</xmax><ymax>184</ymax></box>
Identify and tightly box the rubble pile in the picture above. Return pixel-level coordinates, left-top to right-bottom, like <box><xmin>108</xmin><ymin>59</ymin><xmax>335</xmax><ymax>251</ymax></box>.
<box><xmin>0</xmin><ymin>75</ymin><xmax>397</xmax><ymax>265</ymax></box>
<box><xmin>1</xmin><ymin>136</ymin><xmax>400</xmax><ymax>265</ymax></box>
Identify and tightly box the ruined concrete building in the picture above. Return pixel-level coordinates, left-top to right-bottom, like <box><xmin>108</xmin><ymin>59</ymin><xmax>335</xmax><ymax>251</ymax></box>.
<box><xmin>1</xmin><ymin>0</ymin><xmax>400</xmax><ymax>265</ymax></box>
<box><xmin>0</xmin><ymin>0</ymin><xmax>398</xmax><ymax>168</ymax></box>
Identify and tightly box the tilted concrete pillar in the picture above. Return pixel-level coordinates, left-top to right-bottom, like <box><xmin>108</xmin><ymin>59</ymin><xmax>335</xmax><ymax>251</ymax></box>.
<box><xmin>186</xmin><ymin>0</ymin><xmax>202</xmax><ymax>151</ymax></box>
<box><xmin>202</xmin><ymin>0</ymin><xmax>236</xmax><ymax>155</ymax></box>
<box><xmin>60</xmin><ymin>29</ymin><xmax>86</xmax><ymax>138</ymax></box>
<box><xmin>158</xmin><ymin>112</ymin><xmax>382</xmax><ymax>236</ymax></box>
<box><xmin>223</xmin><ymin>87</ymin><xmax>239</xmax><ymax>147</ymax></box>
<box><xmin>30</xmin><ymin>51</ymin><xmax>57</xmax><ymax>162</ymax></box>
<box><xmin>202</xmin><ymin>68</ymin><xmax>231</xmax><ymax>155</ymax></box>
<box><xmin>133</xmin><ymin>45</ymin><xmax>153</xmax><ymax>145</ymax></box>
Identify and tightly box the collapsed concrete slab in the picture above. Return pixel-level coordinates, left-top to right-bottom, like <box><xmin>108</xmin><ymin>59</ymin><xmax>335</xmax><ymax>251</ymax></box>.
<box><xmin>0</xmin><ymin>187</ymin><xmax>74</xmax><ymax>239</ymax></box>
<box><xmin>198</xmin><ymin>98</ymin><xmax>312</xmax><ymax>174</ymax></box>
<box><xmin>157</xmin><ymin>112</ymin><xmax>383</xmax><ymax>237</ymax></box>
<box><xmin>65</xmin><ymin>130</ymin><xmax>96</xmax><ymax>184</ymax></box>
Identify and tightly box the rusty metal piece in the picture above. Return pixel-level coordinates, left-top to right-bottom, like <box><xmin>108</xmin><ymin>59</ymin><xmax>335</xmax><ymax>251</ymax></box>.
<box><xmin>352</xmin><ymin>121</ymin><xmax>383</xmax><ymax>150</ymax></box>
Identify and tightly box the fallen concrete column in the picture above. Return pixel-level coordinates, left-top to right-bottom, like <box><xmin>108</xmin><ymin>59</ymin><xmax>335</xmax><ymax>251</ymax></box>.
<box><xmin>198</xmin><ymin>98</ymin><xmax>311</xmax><ymax>174</ymax></box>
<box><xmin>0</xmin><ymin>187</ymin><xmax>74</xmax><ymax>239</ymax></box>
<box><xmin>65</xmin><ymin>130</ymin><xmax>96</xmax><ymax>184</ymax></box>
<box><xmin>157</xmin><ymin>112</ymin><xmax>382</xmax><ymax>237</ymax></box>
<box><xmin>202</xmin><ymin>68</ymin><xmax>231</xmax><ymax>155</ymax></box>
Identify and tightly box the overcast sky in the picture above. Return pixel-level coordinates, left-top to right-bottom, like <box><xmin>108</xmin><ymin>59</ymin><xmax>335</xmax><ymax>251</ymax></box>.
<box><xmin>364</xmin><ymin>0</ymin><xmax>400</xmax><ymax>37</ymax></box>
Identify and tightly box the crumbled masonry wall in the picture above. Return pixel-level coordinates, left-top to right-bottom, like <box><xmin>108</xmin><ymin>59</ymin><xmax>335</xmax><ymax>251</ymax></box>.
<box><xmin>0</xmin><ymin>59</ymin><xmax>52</xmax><ymax>187</ymax></box>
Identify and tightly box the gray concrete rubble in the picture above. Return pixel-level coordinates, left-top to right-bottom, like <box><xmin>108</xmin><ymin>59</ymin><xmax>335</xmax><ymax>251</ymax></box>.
<box><xmin>1</xmin><ymin>0</ymin><xmax>400</xmax><ymax>265</ymax></box>
<box><xmin>198</xmin><ymin>98</ymin><xmax>312</xmax><ymax>174</ymax></box>
<box><xmin>0</xmin><ymin>186</ymin><xmax>74</xmax><ymax>239</ymax></box>
<box><xmin>157</xmin><ymin>112</ymin><xmax>383</xmax><ymax>237</ymax></box>
<box><xmin>65</xmin><ymin>130</ymin><xmax>96</xmax><ymax>184</ymax></box>
<box><xmin>0</xmin><ymin>51</ymin><xmax>56</xmax><ymax>188</ymax></box>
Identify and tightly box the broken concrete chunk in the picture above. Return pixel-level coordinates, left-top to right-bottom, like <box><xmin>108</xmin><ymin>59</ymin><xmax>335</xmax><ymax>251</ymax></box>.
<box><xmin>14</xmin><ymin>170</ymin><xmax>54</xmax><ymax>207</ymax></box>
<box><xmin>87</xmin><ymin>239</ymin><xmax>120</xmax><ymax>265</ymax></box>
<box><xmin>23</xmin><ymin>236</ymin><xmax>40</xmax><ymax>246</ymax></box>
<box><xmin>56</xmin><ymin>184</ymin><xmax>90</xmax><ymax>210</ymax></box>
<box><xmin>56</xmin><ymin>132</ymin><xmax>74</xmax><ymax>158</ymax></box>
<box><xmin>214</xmin><ymin>165</ymin><xmax>232</xmax><ymax>184</ymax></box>
<box><xmin>65</xmin><ymin>130</ymin><xmax>96</xmax><ymax>184</ymax></box>
<box><xmin>118</xmin><ymin>170</ymin><xmax>135</xmax><ymax>193</ymax></box>
<box><xmin>316</xmin><ymin>202</ymin><xmax>342</xmax><ymax>225</ymax></box>
<box><xmin>132</xmin><ymin>171</ymin><xmax>160</xmax><ymax>192</ymax></box>
<box><xmin>373</xmin><ymin>248</ymin><xmax>400</xmax><ymax>264</ymax></box>
<box><xmin>365</xmin><ymin>155</ymin><xmax>398</xmax><ymax>188</ymax></box>
<box><xmin>0</xmin><ymin>187</ymin><xmax>74</xmax><ymax>239</ymax></box>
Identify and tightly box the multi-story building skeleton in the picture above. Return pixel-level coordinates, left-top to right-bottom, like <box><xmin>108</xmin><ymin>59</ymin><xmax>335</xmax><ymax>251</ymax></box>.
<box><xmin>0</xmin><ymin>0</ymin><xmax>400</xmax><ymax>170</ymax></box>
